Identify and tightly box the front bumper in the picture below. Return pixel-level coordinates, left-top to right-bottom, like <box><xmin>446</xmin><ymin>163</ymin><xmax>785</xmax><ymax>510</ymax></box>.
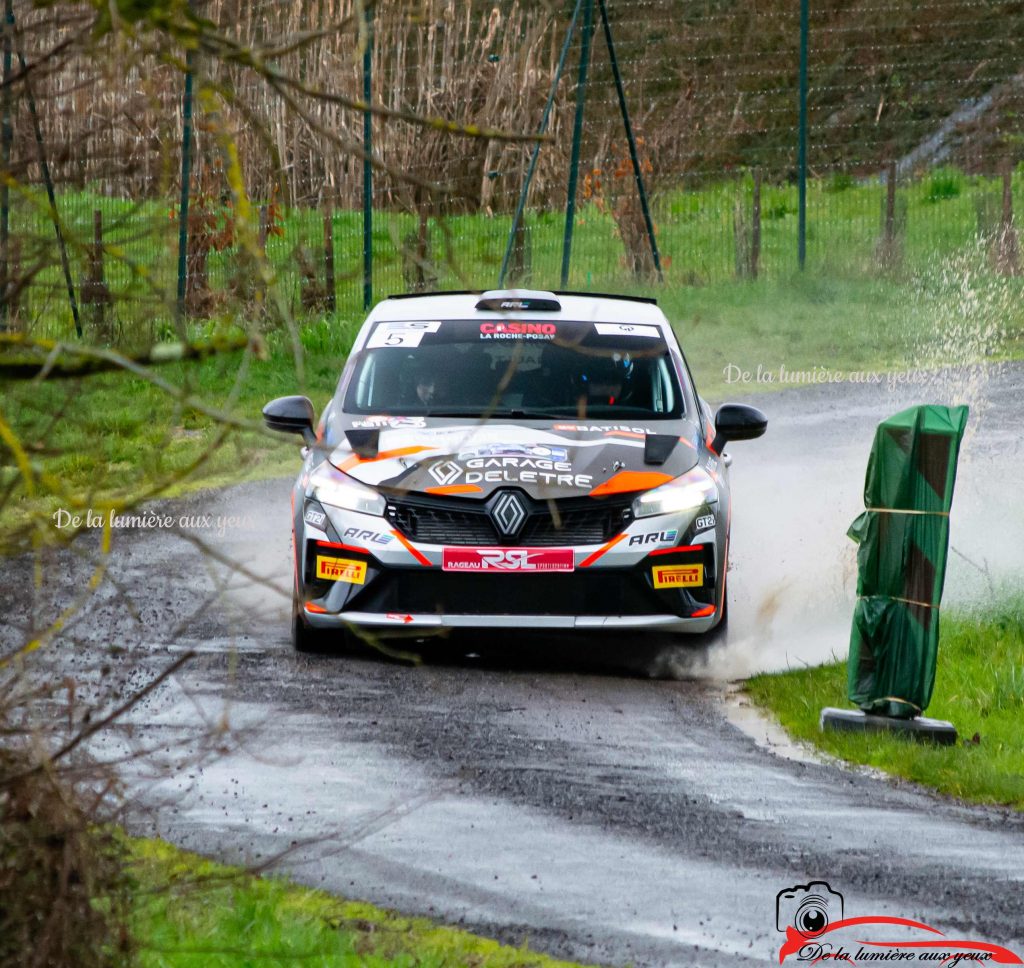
<box><xmin>299</xmin><ymin>497</ymin><xmax>723</xmax><ymax>635</ymax></box>
<box><xmin>304</xmin><ymin>608</ymin><xmax>717</xmax><ymax>634</ymax></box>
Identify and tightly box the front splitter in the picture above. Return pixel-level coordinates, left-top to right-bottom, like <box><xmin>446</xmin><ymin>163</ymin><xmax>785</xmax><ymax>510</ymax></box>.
<box><xmin>304</xmin><ymin>607</ymin><xmax>717</xmax><ymax>634</ymax></box>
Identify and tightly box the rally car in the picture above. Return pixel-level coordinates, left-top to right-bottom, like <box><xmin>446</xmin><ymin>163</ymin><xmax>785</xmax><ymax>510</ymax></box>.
<box><xmin>263</xmin><ymin>289</ymin><xmax>767</xmax><ymax>651</ymax></box>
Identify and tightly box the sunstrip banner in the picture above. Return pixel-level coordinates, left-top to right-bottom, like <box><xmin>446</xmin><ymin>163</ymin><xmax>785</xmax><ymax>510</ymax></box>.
<box><xmin>442</xmin><ymin>547</ymin><xmax>574</xmax><ymax>573</ymax></box>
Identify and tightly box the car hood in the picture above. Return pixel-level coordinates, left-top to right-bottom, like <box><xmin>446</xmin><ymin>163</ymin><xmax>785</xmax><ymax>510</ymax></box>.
<box><xmin>329</xmin><ymin>419</ymin><xmax>702</xmax><ymax>500</ymax></box>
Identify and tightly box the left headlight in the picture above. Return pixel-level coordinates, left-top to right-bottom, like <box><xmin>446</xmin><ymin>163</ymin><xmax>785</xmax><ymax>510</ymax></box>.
<box><xmin>309</xmin><ymin>461</ymin><xmax>387</xmax><ymax>516</ymax></box>
<box><xmin>632</xmin><ymin>465</ymin><xmax>718</xmax><ymax>519</ymax></box>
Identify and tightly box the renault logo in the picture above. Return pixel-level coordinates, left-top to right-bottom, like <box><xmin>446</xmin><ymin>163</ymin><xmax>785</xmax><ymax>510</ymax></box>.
<box><xmin>490</xmin><ymin>491</ymin><xmax>526</xmax><ymax>538</ymax></box>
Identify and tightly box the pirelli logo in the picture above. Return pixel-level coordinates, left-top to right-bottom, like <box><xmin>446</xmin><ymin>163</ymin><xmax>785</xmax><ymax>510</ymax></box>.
<box><xmin>652</xmin><ymin>564</ymin><xmax>704</xmax><ymax>589</ymax></box>
<box><xmin>315</xmin><ymin>556</ymin><xmax>367</xmax><ymax>584</ymax></box>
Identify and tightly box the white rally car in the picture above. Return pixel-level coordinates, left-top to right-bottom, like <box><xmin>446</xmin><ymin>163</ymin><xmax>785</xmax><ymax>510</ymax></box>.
<box><xmin>263</xmin><ymin>289</ymin><xmax>766</xmax><ymax>651</ymax></box>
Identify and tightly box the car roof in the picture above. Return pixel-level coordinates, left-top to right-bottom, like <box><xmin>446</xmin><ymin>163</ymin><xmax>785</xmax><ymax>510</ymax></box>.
<box><xmin>364</xmin><ymin>289</ymin><xmax>671</xmax><ymax>329</ymax></box>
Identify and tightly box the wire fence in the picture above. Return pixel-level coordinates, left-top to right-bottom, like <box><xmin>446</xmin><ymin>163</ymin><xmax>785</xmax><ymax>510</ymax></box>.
<box><xmin>3</xmin><ymin>0</ymin><xmax>1024</xmax><ymax>341</ymax></box>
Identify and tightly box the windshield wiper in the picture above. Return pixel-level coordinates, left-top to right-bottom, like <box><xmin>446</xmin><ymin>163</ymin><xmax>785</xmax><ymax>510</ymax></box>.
<box><xmin>424</xmin><ymin>408</ymin><xmax>563</xmax><ymax>420</ymax></box>
<box><xmin>422</xmin><ymin>409</ymin><xmax>487</xmax><ymax>418</ymax></box>
<box><xmin>486</xmin><ymin>408</ymin><xmax>565</xmax><ymax>419</ymax></box>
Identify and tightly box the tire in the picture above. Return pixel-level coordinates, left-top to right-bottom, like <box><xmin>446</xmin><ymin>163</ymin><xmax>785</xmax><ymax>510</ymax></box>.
<box><xmin>702</xmin><ymin>578</ymin><xmax>729</xmax><ymax>644</ymax></box>
<box><xmin>291</xmin><ymin>589</ymin><xmax>332</xmax><ymax>653</ymax></box>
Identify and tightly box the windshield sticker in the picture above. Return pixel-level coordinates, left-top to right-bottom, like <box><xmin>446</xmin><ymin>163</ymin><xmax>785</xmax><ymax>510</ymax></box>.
<box><xmin>594</xmin><ymin>323</ymin><xmax>661</xmax><ymax>339</ymax></box>
<box><xmin>479</xmin><ymin>321</ymin><xmax>557</xmax><ymax>340</ymax></box>
<box><xmin>367</xmin><ymin>321</ymin><xmax>442</xmax><ymax>349</ymax></box>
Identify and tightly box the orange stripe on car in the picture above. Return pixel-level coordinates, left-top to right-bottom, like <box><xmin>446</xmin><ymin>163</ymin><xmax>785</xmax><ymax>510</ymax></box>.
<box><xmin>589</xmin><ymin>470</ymin><xmax>673</xmax><ymax>498</ymax></box>
<box><xmin>691</xmin><ymin>604</ymin><xmax>716</xmax><ymax>618</ymax></box>
<box><xmin>315</xmin><ymin>539</ymin><xmax>370</xmax><ymax>555</ymax></box>
<box><xmin>390</xmin><ymin>529</ymin><xmax>431</xmax><ymax>566</ymax></box>
<box><xmin>424</xmin><ymin>484</ymin><xmax>483</xmax><ymax>495</ymax></box>
<box><xmin>339</xmin><ymin>445</ymin><xmax>435</xmax><ymax>472</ymax></box>
<box><xmin>304</xmin><ymin>602</ymin><xmax>329</xmax><ymax>614</ymax></box>
<box><xmin>603</xmin><ymin>430</ymin><xmax>646</xmax><ymax>439</ymax></box>
<box><xmin>649</xmin><ymin>544</ymin><xmax>703</xmax><ymax>556</ymax></box>
<box><xmin>579</xmin><ymin>533</ymin><xmax>627</xmax><ymax>568</ymax></box>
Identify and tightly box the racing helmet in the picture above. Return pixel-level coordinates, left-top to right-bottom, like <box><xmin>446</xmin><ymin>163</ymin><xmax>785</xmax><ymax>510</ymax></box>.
<box><xmin>577</xmin><ymin>352</ymin><xmax>634</xmax><ymax>403</ymax></box>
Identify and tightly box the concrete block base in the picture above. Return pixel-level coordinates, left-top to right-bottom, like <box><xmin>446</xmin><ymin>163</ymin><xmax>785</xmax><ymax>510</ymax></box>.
<box><xmin>820</xmin><ymin>707</ymin><xmax>958</xmax><ymax>745</ymax></box>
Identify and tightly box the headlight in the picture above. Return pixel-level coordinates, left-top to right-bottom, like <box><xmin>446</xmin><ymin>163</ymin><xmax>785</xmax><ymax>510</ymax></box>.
<box><xmin>632</xmin><ymin>466</ymin><xmax>718</xmax><ymax>519</ymax></box>
<box><xmin>310</xmin><ymin>461</ymin><xmax>386</xmax><ymax>516</ymax></box>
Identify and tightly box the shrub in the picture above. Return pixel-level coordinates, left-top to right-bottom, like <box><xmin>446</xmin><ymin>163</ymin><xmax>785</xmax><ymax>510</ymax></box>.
<box><xmin>924</xmin><ymin>168</ymin><xmax>964</xmax><ymax>203</ymax></box>
<box><xmin>0</xmin><ymin>752</ymin><xmax>134</xmax><ymax>968</ymax></box>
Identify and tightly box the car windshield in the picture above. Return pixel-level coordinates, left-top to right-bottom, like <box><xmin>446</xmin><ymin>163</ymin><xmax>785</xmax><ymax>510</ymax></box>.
<box><xmin>343</xmin><ymin>318</ymin><xmax>686</xmax><ymax>419</ymax></box>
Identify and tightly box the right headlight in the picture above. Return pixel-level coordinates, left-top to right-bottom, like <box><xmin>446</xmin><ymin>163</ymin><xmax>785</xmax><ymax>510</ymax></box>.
<box><xmin>632</xmin><ymin>465</ymin><xmax>718</xmax><ymax>519</ymax></box>
<box><xmin>309</xmin><ymin>461</ymin><xmax>387</xmax><ymax>517</ymax></box>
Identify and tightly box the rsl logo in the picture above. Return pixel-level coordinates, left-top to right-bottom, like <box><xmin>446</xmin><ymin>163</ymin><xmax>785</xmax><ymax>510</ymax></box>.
<box><xmin>442</xmin><ymin>547</ymin><xmax>575</xmax><ymax>572</ymax></box>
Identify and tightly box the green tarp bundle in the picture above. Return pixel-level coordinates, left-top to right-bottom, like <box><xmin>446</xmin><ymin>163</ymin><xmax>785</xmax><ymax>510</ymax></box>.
<box><xmin>847</xmin><ymin>405</ymin><xmax>969</xmax><ymax>718</ymax></box>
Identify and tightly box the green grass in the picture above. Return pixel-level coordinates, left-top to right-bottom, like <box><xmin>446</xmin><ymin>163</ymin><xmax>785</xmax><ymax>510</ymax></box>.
<box><xmin>745</xmin><ymin>597</ymin><xmax>1024</xmax><ymax>810</ymax></box>
<box><xmin>0</xmin><ymin>317</ymin><xmax>359</xmax><ymax>551</ymax></box>
<box><xmin>14</xmin><ymin>168</ymin><xmax>1024</xmax><ymax>338</ymax></box>
<box><xmin>130</xmin><ymin>838</ymin><xmax>594</xmax><ymax>968</ymax></box>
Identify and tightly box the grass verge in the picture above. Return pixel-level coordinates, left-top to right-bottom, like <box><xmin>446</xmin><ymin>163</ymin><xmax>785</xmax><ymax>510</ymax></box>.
<box><xmin>745</xmin><ymin>596</ymin><xmax>1024</xmax><ymax>810</ymax></box>
<box><xmin>131</xmin><ymin>837</ymin><xmax>594</xmax><ymax>968</ymax></box>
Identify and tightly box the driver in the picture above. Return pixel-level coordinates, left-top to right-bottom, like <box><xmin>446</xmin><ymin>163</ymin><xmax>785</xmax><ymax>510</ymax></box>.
<box><xmin>577</xmin><ymin>353</ymin><xmax>633</xmax><ymax>408</ymax></box>
<box><xmin>415</xmin><ymin>370</ymin><xmax>437</xmax><ymax>406</ymax></box>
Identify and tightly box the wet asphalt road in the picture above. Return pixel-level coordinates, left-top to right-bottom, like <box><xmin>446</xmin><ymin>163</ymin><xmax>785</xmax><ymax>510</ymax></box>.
<box><xmin>4</xmin><ymin>362</ymin><xmax>1023</xmax><ymax>966</ymax></box>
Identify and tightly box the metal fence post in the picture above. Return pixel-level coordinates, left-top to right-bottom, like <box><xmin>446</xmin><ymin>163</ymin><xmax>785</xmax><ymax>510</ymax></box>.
<box><xmin>324</xmin><ymin>208</ymin><xmax>336</xmax><ymax>313</ymax></box>
<box><xmin>0</xmin><ymin>0</ymin><xmax>12</xmax><ymax>326</ymax></box>
<box><xmin>17</xmin><ymin>45</ymin><xmax>80</xmax><ymax>335</ymax></box>
<box><xmin>362</xmin><ymin>5</ymin><xmax>373</xmax><ymax>311</ymax></box>
<box><xmin>499</xmin><ymin>0</ymin><xmax>584</xmax><ymax>288</ymax></box>
<box><xmin>561</xmin><ymin>0</ymin><xmax>595</xmax><ymax>289</ymax></box>
<box><xmin>176</xmin><ymin>45</ymin><xmax>195</xmax><ymax>321</ymax></box>
<box><xmin>798</xmin><ymin>0</ymin><xmax>808</xmax><ymax>270</ymax></box>
<box><xmin>598</xmin><ymin>0</ymin><xmax>662</xmax><ymax>282</ymax></box>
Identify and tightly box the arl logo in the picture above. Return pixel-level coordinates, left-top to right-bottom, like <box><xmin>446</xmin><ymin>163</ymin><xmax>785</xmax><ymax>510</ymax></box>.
<box><xmin>628</xmin><ymin>529</ymin><xmax>678</xmax><ymax>547</ymax></box>
<box><xmin>343</xmin><ymin>527</ymin><xmax>393</xmax><ymax>546</ymax></box>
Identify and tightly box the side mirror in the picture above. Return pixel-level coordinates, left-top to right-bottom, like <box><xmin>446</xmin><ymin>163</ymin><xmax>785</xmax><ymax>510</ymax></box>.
<box><xmin>712</xmin><ymin>403</ymin><xmax>767</xmax><ymax>453</ymax></box>
<box><xmin>263</xmin><ymin>395</ymin><xmax>316</xmax><ymax>445</ymax></box>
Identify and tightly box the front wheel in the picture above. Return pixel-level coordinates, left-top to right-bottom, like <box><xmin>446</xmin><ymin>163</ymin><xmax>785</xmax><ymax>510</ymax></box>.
<box><xmin>703</xmin><ymin>580</ymin><xmax>729</xmax><ymax>643</ymax></box>
<box><xmin>291</xmin><ymin>589</ymin><xmax>333</xmax><ymax>653</ymax></box>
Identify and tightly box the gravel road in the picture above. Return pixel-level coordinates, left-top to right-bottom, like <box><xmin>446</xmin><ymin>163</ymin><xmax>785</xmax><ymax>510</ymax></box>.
<box><xmin>5</xmin><ymin>363</ymin><xmax>1022</xmax><ymax>966</ymax></box>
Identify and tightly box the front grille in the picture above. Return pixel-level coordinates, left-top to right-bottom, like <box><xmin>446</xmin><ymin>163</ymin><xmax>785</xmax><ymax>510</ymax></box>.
<box><xmin>384</xmin><ymin>490</ymin><xmax>634</xmax><ymax>547</ymax></box>
<box><xmin>349</xmin><ymin>569</ymin><xmax>670</xmax><ymax>616</ymax></box>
